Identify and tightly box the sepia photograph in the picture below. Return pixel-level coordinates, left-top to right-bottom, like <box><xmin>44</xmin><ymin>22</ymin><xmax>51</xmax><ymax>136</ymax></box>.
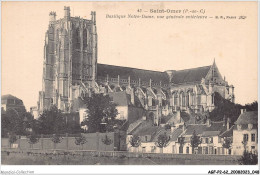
<box><xmin>1</xmin><ymin>1</ymin><xmax>259</xmax><ymax>174</ymax></box>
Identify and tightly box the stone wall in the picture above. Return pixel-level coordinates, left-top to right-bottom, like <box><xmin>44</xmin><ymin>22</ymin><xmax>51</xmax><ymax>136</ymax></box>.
<box><xmin>1</xmin><ymin>132</ymin><xmax>117</xmax><ymax>151</ymax></box>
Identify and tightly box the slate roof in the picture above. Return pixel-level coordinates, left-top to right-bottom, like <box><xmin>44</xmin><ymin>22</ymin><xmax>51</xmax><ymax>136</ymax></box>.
<box><xmin>205</xmin><ymin>121</ymin><xmax>226</xmax><ymax>132</ymax></box>
<box><xmin>170</xmin><ymin>128</ymin><xmax>183</xmax><ymax>141</ymax></box>
<box><xmin>97</xmin><ymin>63</ymin><xmax>169</xmax><ymax>85</ymax></box>
<box><xmin>1</xmin><ymin>94</ymin><xmax>23</xmax><ymax>102</ymax></box>
<box><xmin>219</xmin><ymin>125</ymin><xmax>234</xmax><ymax>138</ymax></box>
<box><xmin>170</xmin><ymin>65</ymin><xmax>211</xmax><ymax>84</ymax></box>
<box><xmin>235</xmin><ymin>111</ymin><xmax>258</xmax><ymax>125</ymax></box>
<box><xmin>130</xmin><ymin>120</ymin><xmax>158</xmax><ymax>137</ymax></box>
<box><xmin>108</xmin><ymin>91</ymin><xmax>143</xmax><ymax>108</ymax></box>
<box><xmin>108</xmin><ymin>91</ymin><xmax>131</xmax><ymax>106</ymax></box>
<box><xmin>202</xmin><ymin>131</ymin><xmax>221</xmax><ymax>137</ymax></box>
<box><xmin>184</xmin><ymin>124</ymin><xmax>208</xmax><ymax>135</ymax></box>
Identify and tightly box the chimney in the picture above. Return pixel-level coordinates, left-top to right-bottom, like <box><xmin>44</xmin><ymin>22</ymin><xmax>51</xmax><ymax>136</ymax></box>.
<box><xmin>142</xmin><ymin>115</ymin><xmax>146</xmax><ymax>121</ymax></box>
<box><xmin>206</xmin><ymin>119</ymin><xmax>211</xmax><ymax>127</ymax></box>
<box><xmin>227</xmin><ymin>118</ymin><xmax>231</xmax><ymax>130</ymax></box>
<box><xmin>240</xmin><ymin>108</ymin><xmax>246</xmax><ymax>114</ymax></box>
<box><xmin>64</xmin><ymin>6</ymin><xmax>70</xmax><ymax>19</ymax></box>
<box><xmin>131</xmin><ymin>88</ymin><xmax>135</xmax><ymax>106</ymax></box>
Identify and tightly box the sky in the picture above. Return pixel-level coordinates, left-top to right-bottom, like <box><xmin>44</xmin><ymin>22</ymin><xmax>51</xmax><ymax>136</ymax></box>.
<box><xmin>2</xmin><ymin>1</ymin><xmax>258</xmax><ymax>111</ymax></box>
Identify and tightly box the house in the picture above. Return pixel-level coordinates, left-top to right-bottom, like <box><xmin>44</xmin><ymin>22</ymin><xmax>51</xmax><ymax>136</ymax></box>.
<box><xmin>232</xmin><ymin>109</ymin><xmax>258</xmax><ymax>155</ymax></box>
<box><xmin>127</xmin><ymin>118</ymin><xmax>184</xmax><ymax>154</ymax></box>
<box><xmin>1</xmin><ymin>94</ymin><xmax>26</xmax><ymax>114</ymax></box>
<box><xmin>108</xmin><ymin>91</ymin><xmax>144</xmax><ymax>123</ymax></box>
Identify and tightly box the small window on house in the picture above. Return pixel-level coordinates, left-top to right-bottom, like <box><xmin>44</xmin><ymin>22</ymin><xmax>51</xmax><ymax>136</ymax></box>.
<box><xmin>186</xmin><ymin>147</ymin><xmax>189</xmax><ymax>154</ymax></box>
<box><xmin>243</xmin><ymin>134</ymin><xmax>249</xmax><ymax>142</ymax></box>
<box><xmin>205</xmin><ymin>138</ymin><xmax>209</xmax><ymax>144</ymax></box>
<box><xmin>145</xmin><ymin>135</ymin><xmax>148</xmax><ymax>142</ymax></box>
<box><xmin>210</xmin><ymin>137</ymin><xmax>213</xmax><ymax>143</ymax></box>
<box><xmin>251</xmin><ymin>134</ymin><xmax>255</xmax><ymax>142</ymax></box>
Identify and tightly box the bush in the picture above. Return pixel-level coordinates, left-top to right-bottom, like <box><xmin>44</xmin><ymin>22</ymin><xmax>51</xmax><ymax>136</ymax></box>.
<box><xmin>238</xmin><ymin>151</ymin><xmax>258</xmax><ymax>165</ymax></box>
<box><xmin>119</xmin><ymin>154</ymin><xmax>126</xmax><ymax>159</ymax></box>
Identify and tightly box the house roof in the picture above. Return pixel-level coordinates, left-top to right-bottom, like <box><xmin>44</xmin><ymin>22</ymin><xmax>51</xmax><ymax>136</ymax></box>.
<box><xmin>108</xmin><ymin>91</ymin><xmax>131</xmax><ymax>106</ymax></box>
<box><xmin>219</xmin><ymin>125</ymin><xmax>234</xmax><ymax>138</ymax></box>
<box><xmin>235</xmin><ymin>111</ymin><xmax>258</xmax><ymax>125</ymax></box>
<box><xmin>1</xmin><ymin>94</ymin><xmax>23</xmax><ymax>102</ymax></box>
<box><xmin>171</xmin><ymin>128</ymin><xmax>183</xmax><ymax>141</ymax></box>
<box><xmin>97</xmin><ymin>63</ymin><xmax>169</xmax><ymax>85</ymax></box>
<box><xmin>170</xmin><ymin>65</ymin><xmax>211</xmax><ymax>84</ymax></box>
<box><xmin>184</xmin><ymin>124</ymin><xmax>208</xmax><ymax>135</ymax></box>
<box><xmin>205</xmin><ymin>121</ymin><xmax>226</xmax><ymax>132</ymax></box>
<box><xmin>130</xmin><ymin>120</ymin><xmax>159</xmax><ymax>137</ymax></box>
<box><xmin>202</xmin><ymin>131</ymin><xmax>221</xmax><ymax>137</ymax></box>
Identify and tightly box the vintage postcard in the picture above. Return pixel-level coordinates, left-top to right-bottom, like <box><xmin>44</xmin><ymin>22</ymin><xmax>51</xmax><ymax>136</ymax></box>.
<box><xmin>1</xmin><ymin>1</ymin><xmax>258</xmax><ymax>174</ymax></box>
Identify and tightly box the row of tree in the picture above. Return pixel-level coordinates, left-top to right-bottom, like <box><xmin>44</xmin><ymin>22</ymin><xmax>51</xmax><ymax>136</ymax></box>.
<box><xmin>2</xmin><ymin>93</ymin><xmax>120</xmax><ymax>137</ymax></box>
<box><xmin>8</xmin><ymin>133</ymin><xmax>114</xmax><ymax>151</ymax></box>
<box><xmin>129</xmin><ymin>131</ymin><xmax>201</xmax><ymax>154</ymax></box>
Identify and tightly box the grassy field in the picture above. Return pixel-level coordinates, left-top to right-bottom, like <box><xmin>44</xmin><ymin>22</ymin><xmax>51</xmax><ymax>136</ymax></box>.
<box><xmin>1</xmin><ymin>150</ymin><xmax>239</xmax><ymax>165</ymax></box>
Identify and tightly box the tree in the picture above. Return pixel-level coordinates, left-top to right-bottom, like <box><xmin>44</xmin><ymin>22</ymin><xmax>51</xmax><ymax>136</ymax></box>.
<box><xmin>9</xmin><ymin>134</ymin><xmax>17</xmax><ymax>148</ymax></box>
<box><xmin>238</xmin><ymin>151</ymin><xmax>258</xmax><ymax>165</ymax></box>
<box><xmin>102</xmin><ymin>135</ymin><xmax>113</xmax><ymax>151</ymax></box>
<box><xmin>74</xmin><ymin>135</ymin><xmax>87</xmax><ymax>150</ymax></box>
<box><xmin>1</xmin><ymin>109</ymin><xmax>34</xmax><ymax>137</ymax></box>
<box><xmin>27</xmin><ymin>133</ymin><xmax>39</xmax><ymax>149</ymax></box>
<box><xmin>129</xmin><ymin>135</ymin><xmax>141</xmax><ymax>152</ymax></box>
<box><xmin>51</xmin><ymin>134</ymin><xmax>63</xmax><ymax>149</ymax></box>
<box><xmin>36</xmin><ymin>105</ymin><xmax>66</xmax><ymax>135</ymax></box>
<box><xmin>155</xmin><ymin>132</ymin><xmax>170</xmax><ymax>153</ymax></box>
<box><xmin>244</xmin><ymin>101</ymin><xmax>258</xmax><ymax>111</ymax></box>
<box><xmin>242</xmin><ymin>138</ymin><xmax>248</xmax><ymax>152</ymax></box>
<box><xmin>209</xmin><ymin>92</ymin><xmax>242</xmax><ymax>124</ymax></box>
<box><xmin>82</xmin><ymin>93</ymin><xmax>118</xmax><ymax>133</ymax></box>
<box><xmin>190</xmin><ymin>130</ymin><xmax>201</xmax><ymax>154</ymax></box>
<box><xmin>177</xmin><ymin>136</ymin><xmax>185</xmax><ymax>153</ymax></box>
<box><xmin>222</xmin><ymin>137</ymin><xmax>232</xmax><ymax>155</ymax></box>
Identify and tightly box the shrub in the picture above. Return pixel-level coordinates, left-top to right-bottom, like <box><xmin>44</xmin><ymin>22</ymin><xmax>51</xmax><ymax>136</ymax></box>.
<box><xmin>119</xmin><ymin>154</ymin><xmax>126</xmax><ymax>159</ymax></box>
<box><xmin>238</xmin><ymin>151</ymin><xmax>258</xmax><ymax>165</ymax></box>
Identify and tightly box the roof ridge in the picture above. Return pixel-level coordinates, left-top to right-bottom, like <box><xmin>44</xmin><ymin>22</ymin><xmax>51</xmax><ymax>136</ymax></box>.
<box><xmin>97</xmin><ymin>63</ymin><xmax>165</xmax><ymax>73</ymax></box>
<box><xmin>173</xmin><ymin>65</ymin><xmax>211</xmax><ymax>72</ymax></box>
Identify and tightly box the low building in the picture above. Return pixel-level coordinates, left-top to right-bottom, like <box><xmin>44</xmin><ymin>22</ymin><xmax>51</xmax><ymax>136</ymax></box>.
<box><xmin>1</xmin><ymin>94</ymin><xmax>26</xmax><ymax>114</ymax></box>
<box><xmin>127</xmin><ymin>113</ymin><xmax>234</xmax><ymax>155</ymax></box>
<box><xmin>232</xmin><ymin>110</ymin><xmax>258</xmax><ymax>155</ymax></box>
